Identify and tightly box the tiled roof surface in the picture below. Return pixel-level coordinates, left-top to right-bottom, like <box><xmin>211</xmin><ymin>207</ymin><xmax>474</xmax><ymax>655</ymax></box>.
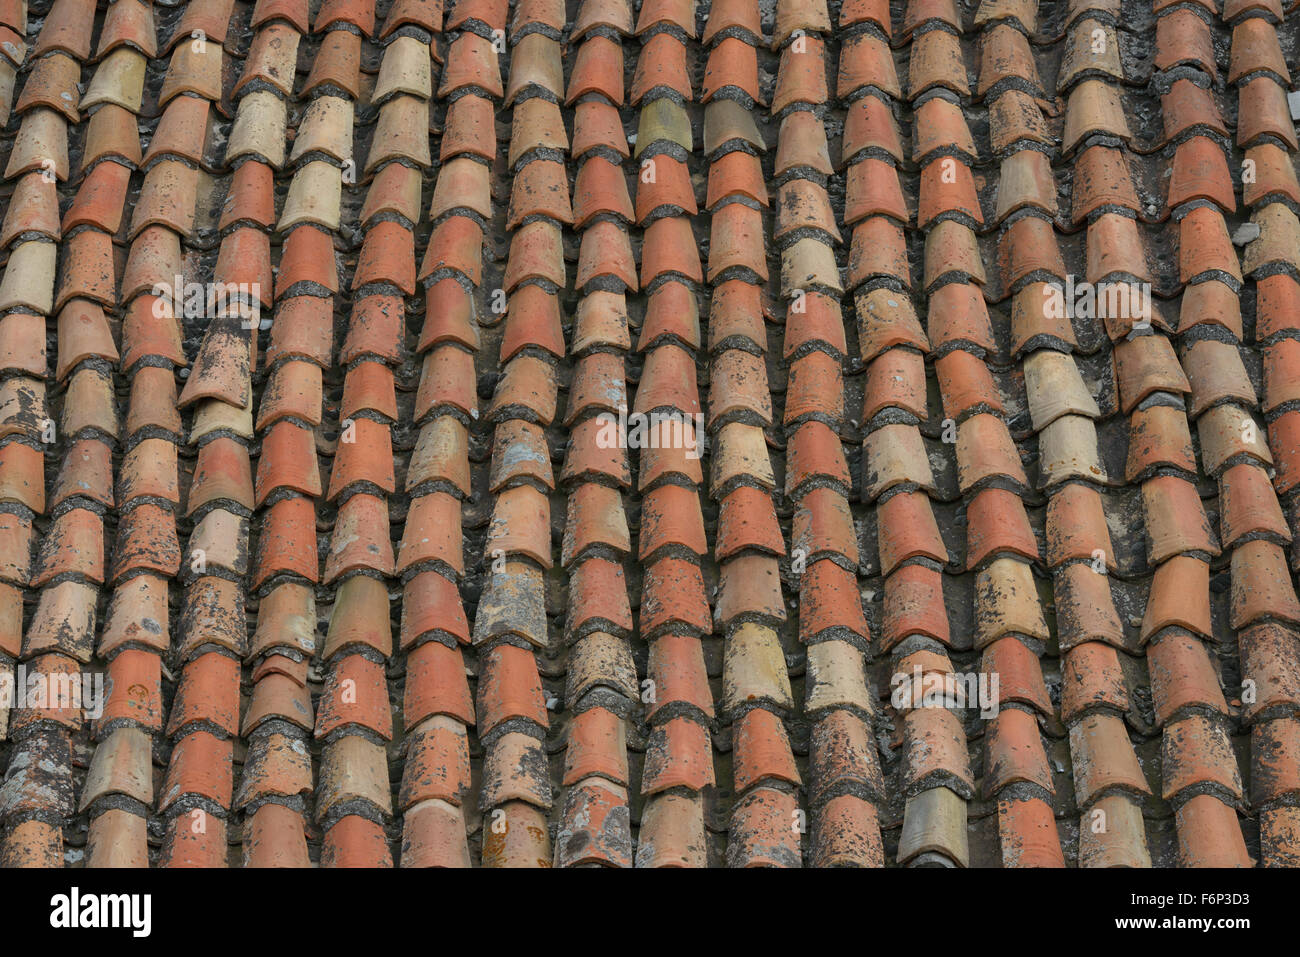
<box><xmin>0</xmin><ymin>0</ymin><xmax>1296</xmax><ymax>867</ymax></box>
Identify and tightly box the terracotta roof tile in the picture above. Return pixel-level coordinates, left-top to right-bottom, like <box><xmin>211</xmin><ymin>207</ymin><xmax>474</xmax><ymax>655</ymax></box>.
<box><xmin>3</xmin><ymin>0</ymin><xmax>1297</xmax><ymax>870</ymax></box>
<box><xmin>978</xmin><ymin>22</ymin><xmax>1042</xmax><ymax>98</ymax></box>
<box><xmin>1222</xmin><ymin>0</ymin><xmax>1282</xmax><ymax>17</ymax></box>
<box><xmin>702</xmin><ymin>35</ymin><xmax>763</xmax><ymax>105</ymax></box>
<box><xmin>909</xmin><ymin>26</ymin><xmax>970</xmax><ymax>98</ymax></box>
<box><xmin>169</xmin><ymin>0</ymin><xmax>235</xmax><ymax>50</ymax></box>
<box><xmin>34</xmin><ymin>0</ymin><xmax>95</xmax><ymax>59</ymax></box>
<box><xmin>1237</xmin><ymin>75</ymin><xmax>1298</xmax><ymax>149</ymax></box>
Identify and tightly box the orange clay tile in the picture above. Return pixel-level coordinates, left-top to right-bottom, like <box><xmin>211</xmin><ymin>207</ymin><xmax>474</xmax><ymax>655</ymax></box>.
<box><xmin>9</xmin><ymin>0</ymin><xmax>1297</xmax><ymax>869</ymax></box>
<box><xmin>841</xmin><ymin>94</ymin><xmax>903</xmax><ymax>166</ymax></box>
<box><xmin>1229</xmin><ymin>19</ymin><xmax>1289</xmax><ymax>86</ymax></box>
<box><xmin>1160</xmin><ymin>75</ymin><xmax>1228</xmax><ymax>142</ymax></box>
<box><xmin>97</xmin><ymin>572</ymin><xmax>165</xmax><ymax>660</ymax></box>
<box><xmin>732</xmin><ymin>709</ymin><xmax>800</xmax><ymax>793</ymax></box>
<box><xmin>566</xmin><ymin>559</ymin><xmax>633</xmax><ymax>637</ymax></box>
<box><xmin>1231</xmin><ymin>539</ymin><xmax>1300</xmax><ymax>630</ymax></box>
<box><xmin>966</xmin><ymin>485</ymin><xmax>1038</xmax><ymax>569</ymax></box>
<box><xmin>642</xmin><ymin>634</ymin><xmax>711</xmax><ymax>722</ymax></box>
<box><xmin>1144</xmin><ymin>553</ymin><xmax>1211</xmax><ymax>642</ymax></box>
<box><xmin>836</xmin><ymin>32</ymin><xmax>897</xmax><ymax>102</ymax></box>
<box><xmin>441</xmin><ymin>94</ymin><xmax>497</xmax><ymax>164</ymax></box>
<box><xmin>1113</xmin><ymin>334</ymin><xmax>1190</xmax><ymax>412</ymax></box>
<box><xmin>909</xmin><ymin>27</ymin><xmax>970</xmax><ymax>98</ymax></box>
<box><xmin>575</xmin><ymin>156</ymin><xmax>636</xmax><ymax>226</ymax></box>
<box><xmin>791</xmin><ymin>485</ymin><xmax>857</xmax><ymax>565</ymax></box>
<box><xmin>934</xmin><ymin>347</ymin><xmax>1001</xmax><ymax>421</ymax></box>
<box><xmin>403</xmin><ymin>639</ymin><xmax>475</xmax><ymax>728</ymax></box>
<box><xmin>328</xmin><ymin>416</ymin><xmax>397</xmax><ymax>500</ymax></box>
<box><xmin>1059</xmin><ymin>633</ymin><xmax>1131</xmax><ymax>722</ymax></box>
<box><xmin>561</xmin><ymin>483</ymin><xmax>631</xmax><ymax>563</ymax></box>
<box><xmin>1237</xmin><ymin>75</ymin><xmax>1298</xmax><ymax>150</ymax></box>
<box><xmin>507</xmin><ymin>159</ymin><xmax>574</xmax><ymax>228</ymax></box>
<box><xmin>494</xmin><ymin>292</ymin><xmax>560</xmax><ymax>365</ymax></box>
<box><xmin>860</xmin><ymin>346</ymin><xmax>924</xmax><ymax>420</ymax></box>
<box><xmin>55</xmin><ymin>229</ymin><xmax>117</xmax><ymax>310</ymax></box>
<box><xmin>901</xmin><ymin>706</ymin><xmax>973</xmax><ymax>795</ymax></box>
<box><xmin>16</xmin><ymin>52</ymin><xmax>81</xmax><ymax>122</ymax></box>
<box><xmin>880</xmin><ymin>562</ymin><xmax>949</xmax><ymax>650</ymax></box>
<box><xmin>414</xmin><ymin>344</ymin><xmax>477</xmax><ymax>423</ymax></box>
<box><xmin>418</xmin><ymin>213</ymin><xmax>485</xmax><ymax>284</ymax></box>
<box><xmin>1178</xmin><ymin>205</ymin><xmax>1241</xmax><ymax>283</ymax></box>
<box><xmin>34</xmin><ymin>0</ymin><xmax>95</xmax><ymax>58</ymax></box>
<box><xmin>1243</xmin><ymin>144</ymin><xmax>1300</xmax><ymax>210</ymax></box>
<box><xmin>984</xmin><ymin>707</ymin><xmax>1054</xmax><ymax>795</ymax></box>
<box><xmin>566</xmin><ymin>34</ymin><xmax>624</xmax><ymax>104</ymax></box>
<box><xmin>920</xmin><ymin>153</ymin><xmax>983</xmax><ymax>227</ymax></box>
<box><xmin>575</xmin><ymin>219</ymin><xmax>638</xmax><ymax>289</ymax></box>
<box><xmin>316</xmin><ymin>0</ymin><xmax>375</xmax><ymax>32</ymax></box>
<box><xmin>702</xmin><ymin>36</ymin><xmax>764</xmax><ymax>105</ymax></box>
<box><xmin>439</xmin><ymin>32</ymin><xmax>504</xmax><ymax>98</ymax></box>
<box><xmin>703</xmin><ymin>0</ymin><xmax>763</xmax><ymax>40</ymax></box>
<box><xmin>840</xmin><ymin>0</ymin><xmax>891</xmax><ymax>30</ymax></box>
<box><xmin>1</xmin><ymin>170</ymin><xmax>61</xmax><ymax>246</ymax></box>
<box><xmin>353</xmin><ymin>220</ymin><xmax>417</xmax><ymax>294</ymax></box>
<box><xmin>1161</xmin><ymin>713</ymin><xmax>1243</xmax><ymax>803</ymax></box>
<box><xmin>1156</xmin><ymin>10</ymin><xmax>1217</xmax><ymax>78</ymax></box>
<box><xmin>1164</xmin><ymin>137</ymin><xmax>1236</xmax><ymax>215</ymax></box>
<box><xmin>843</xmin><ymin>157</ymin><xmax>908</xmax><ymax>226</ymax></box>
<box><xmin>873</xmin><ymin>489</ymin><xmax>944</xmax><ymax>575</ymax></box>
<box><xmin>846</xmin><ymin>217</ymin><xmax>909</xmax><ymax>290</ymax></box>
<box><xmin>261</xmin><ymin>297</ymin><xmax>330</xmax><ymax>370</ymax></box>
<box><xmin>994</xmin><ymin>149</ymin><xmax>1056</xmax><ymax>222</ymax></box>
<box><xmin>784</xmin><ymin>422</ymin><xmax>850</xmax><ymax>500</ymax></box>
<box><xmin>978</xmin><ymin>23</ymin><xmax>1042</xmax><ymax>98</ymax></box>
<box><xmin>987</xmin><ymin>87</ymin><xmax>1052</xmax><ymax>154</ymax></box>
<box><xmin>1147</xmin><ymin>629</ymin><xmax>1228</xmax><ymax>725</ymax></box>
<box><xmin>1221</xmin><ymin>0</ymin><xmax>1283</xmax><ymax>18</ymax></box>
<box><xmin>249</xmin><ymin>0</ymin><xmax>309</xmax><ymax>32</ymax></box>
<box><xmin>772</xmin><ymin>0</ymin><xmax>832</xmax><ymax>41</ymax></box>
<box><xmin>511</xmin><ymin>0</ymin><xmax>565</xmax><ymax>34</ymax></box>
<box><xmin>1068</xmin><ymin>712</ymin><xmax>1152</xmax><ymax>806</ymax></box>
<box><xmin>640</xmin><ymin>717</ymin><xmax>715</xmax><ymax>795</ymax></box>
<box><xmin>641</xmin><ymin>154</ymin><xmax>701</xmax><ymax>219</ymax></box>
<box><xmin>167</xmin><ymin>0</ymin><xmax>234</xmax><ymax>50</ymax></box>
<box><xmin>640</xmin><ymin>215</ymin><xmax>704</xmax><ymax>287</ymax></box>
<box><xmin>631</xmin><ymin>31</ymin><xmax>692</xmax><ymax>104</ymax></box>
<box><xmin>638</xmin><ymin>558</ymin><xmax>711</xmax><ymax>638</ymax></box>
<box><xmin>710</xmin><ymin>485</ymin><xmax>782</xmax><ymax>562</ymax></box>
<box><xmin>634</xmin><ymin>0</ymin><xmax>696</xmax><ymax>33</ymax></box>
<box><xmin>1071</xmin><ymin>145</ymin><xmax>1140</xmax><ymax>222</ymax></box>
<box><xmin>785</xmin><ymin>350</ymin><xmax>845</xmax><ymax>426</ymax></box>
<box><xmin>1142</xmin><ymin>474</ymin><xmax>1219</xmax><ymax>562</ymax></box>
<box><xmin>315</xmin><ymin>654</ymin><xmax>392</xmax><ymax>741</ymax></box>
<box><xmin>571</xmin><ymin>0</ymin><xmax>632</xmax><ymax>36</ymax></box>
<box><xmin>54</xmin><ymin>299</ymin><xmax>117</xmax><ymax>379</ymax></box>
<box><xmin>1126</xmin><ymin>404</ymin><xmax>1196</xmax><ymax>481</ymax></box>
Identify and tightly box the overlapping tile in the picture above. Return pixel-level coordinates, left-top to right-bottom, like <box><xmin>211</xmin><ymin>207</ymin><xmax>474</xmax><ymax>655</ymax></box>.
<box><xmin>1</xmin><ymin>0</ymin><xmax>132</xmax><ymax>868</ymax></box>
<box><xmin>779</xmin><ymin>0</ymin><xmax>885</xmax><ymax>867</ymax></box>
<box><xmin>0</xmin><ymin>0</ymin><xmax>1293</xmax><ymax>870</ymax></box>
<box><xmin>1229</xmin><ymin>0</ymin><xmax>1300</xmax><ymax>867</ymax></box>
<box><xmin>706</xmin><ymin>0</ymin><xmax>802</xmax><ymax>868</ymax></box>
<box><xmin>630</xmin><ymin>0</ymin><xmax>719</xmax><ymax>867</ymax></box>
<box><xmin>552</xmin><ymin>0</ymin><xmax>636</xmax><ymax>868</ymax></box>
<box><xmin>158</xmin><ymin>0</ymin><xmax>251</xmax><ymax>868</ymax></box>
